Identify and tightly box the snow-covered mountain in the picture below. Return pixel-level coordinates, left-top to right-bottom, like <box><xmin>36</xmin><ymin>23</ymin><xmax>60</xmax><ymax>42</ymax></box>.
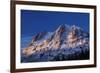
<box><xmin>21</xmin><ymin>24</ymin><xmax>89</xmax><ymax>62</ymax></box>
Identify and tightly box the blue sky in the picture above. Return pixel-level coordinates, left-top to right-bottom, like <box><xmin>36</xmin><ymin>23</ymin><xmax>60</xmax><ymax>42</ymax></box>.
<box><xmin>21</xmin><ymin>10</ymin><xmax>89</xmax><ymax>37</ymax></box>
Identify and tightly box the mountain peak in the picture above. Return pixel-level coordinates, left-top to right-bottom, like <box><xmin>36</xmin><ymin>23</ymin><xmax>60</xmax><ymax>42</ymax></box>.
<box><xmin>55</xmin><ymin>24</ymin><xmax>66</xmax><ymax>33</ymax></box>
<box><xmin>22</xmin><ymin>24</ymin><xmax>89</xmax><ymax>56</ymax></box>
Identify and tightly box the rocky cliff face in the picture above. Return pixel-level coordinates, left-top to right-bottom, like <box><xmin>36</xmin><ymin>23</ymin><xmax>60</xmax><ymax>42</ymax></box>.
<box><xmin>21</xmin><ymin>24</ymin><xmax>89</xmax><ymax>62</ymax></box>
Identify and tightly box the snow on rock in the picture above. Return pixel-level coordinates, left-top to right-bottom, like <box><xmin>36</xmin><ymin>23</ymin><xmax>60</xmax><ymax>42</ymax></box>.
<box><xmin>21</xmin><ymin>24</ymin><xmax>89</xmax><ymax>62</ymax></box>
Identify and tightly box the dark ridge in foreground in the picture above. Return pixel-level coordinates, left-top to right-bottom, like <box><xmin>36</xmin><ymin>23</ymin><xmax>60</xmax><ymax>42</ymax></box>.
<box><xmin>21</xmin><ymin>44</ymin><xmax>89</xmax><ymax>63</ymax></box>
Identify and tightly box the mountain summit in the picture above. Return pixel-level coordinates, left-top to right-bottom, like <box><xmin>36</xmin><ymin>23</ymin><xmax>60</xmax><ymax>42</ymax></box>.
<box><xmin>21</xmin><ymin>24</ymin><xmax>89</xmax><ymax>62</ymax></box>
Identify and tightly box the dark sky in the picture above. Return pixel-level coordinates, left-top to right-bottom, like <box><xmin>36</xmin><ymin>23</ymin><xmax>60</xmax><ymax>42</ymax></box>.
<box><xmin>21</xmin><ymin>10</ymin><xmax>89</xmax><ymax>37</ymax></box>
